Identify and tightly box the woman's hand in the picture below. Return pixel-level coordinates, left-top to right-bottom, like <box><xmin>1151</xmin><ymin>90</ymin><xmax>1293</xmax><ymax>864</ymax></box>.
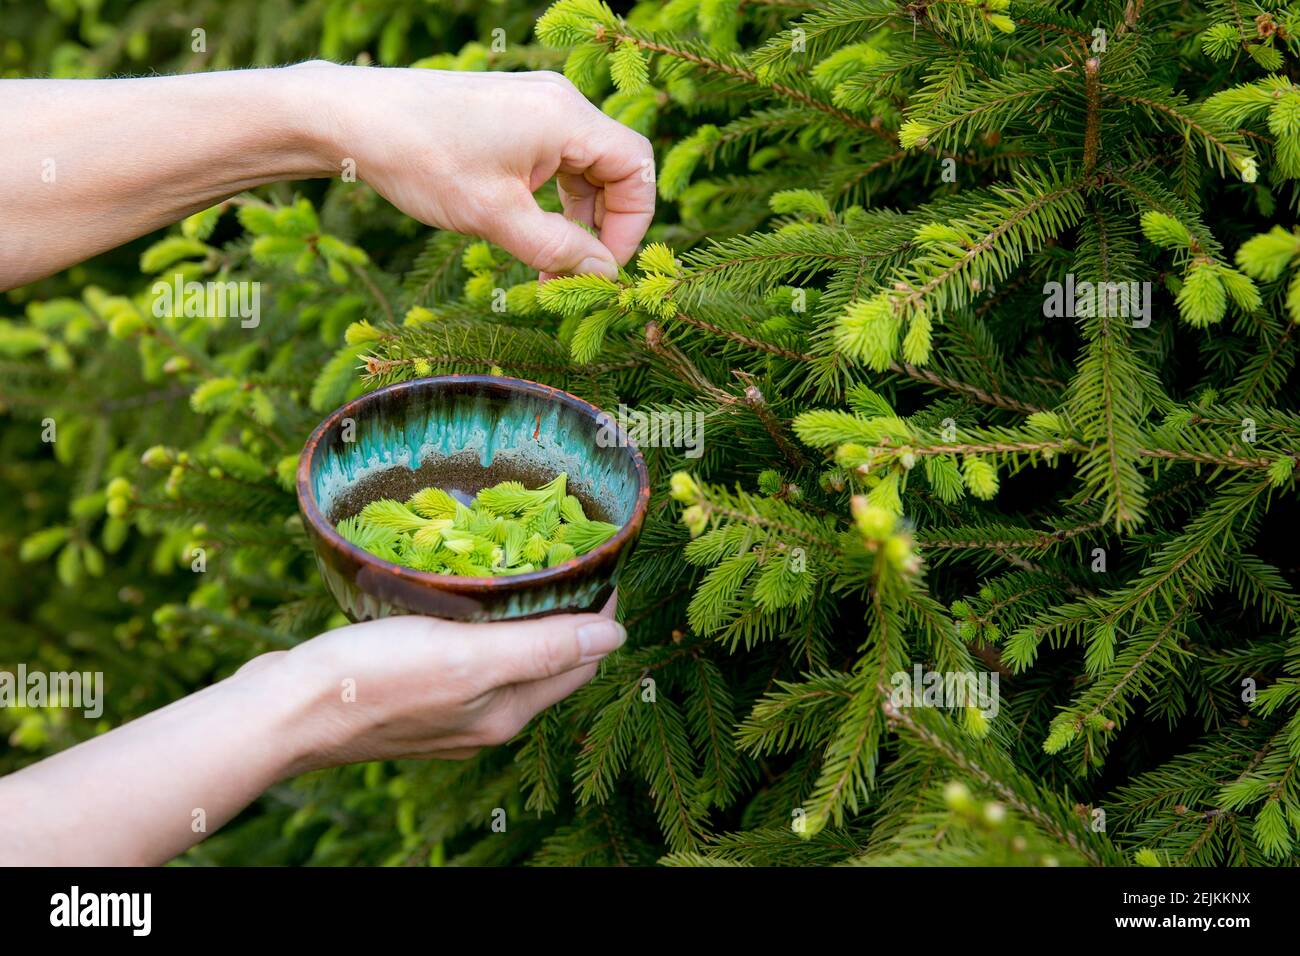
<box><xmin>290</xmin><ymin>62</ymin><xmax>655</xmax><ymax>279</ymax></box>
<box><xmin>273</xmin><ymin>594</ymin><xmax>625</xmax><ymax>768</ymax></box>
<box><xmin>0</xmin><ymin>598</ymin><xmax>624</xmax><ymax>865</ymax></box>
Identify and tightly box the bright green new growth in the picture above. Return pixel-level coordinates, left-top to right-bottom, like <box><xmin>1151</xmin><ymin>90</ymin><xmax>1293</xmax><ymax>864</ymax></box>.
<box><xmin>334</xmin><ymin>472</ymin><xmax>618</xmax><ymax>576</ymax></box>
<box><xmin>13</xmin><ymin>0</ymin><xmax>1300</xmax><ymax>870</ymax></box>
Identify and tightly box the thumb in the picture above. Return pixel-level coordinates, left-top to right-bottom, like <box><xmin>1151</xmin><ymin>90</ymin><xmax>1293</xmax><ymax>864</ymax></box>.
<box><xmin>463</xmin><ymin>612</ymin><xmax>626</xmax><ymax>686</ymax></box>
<box><xmin>484</xmin><ymin>188</ymin><xmax>620</xmax><ymax>278</ymax></box>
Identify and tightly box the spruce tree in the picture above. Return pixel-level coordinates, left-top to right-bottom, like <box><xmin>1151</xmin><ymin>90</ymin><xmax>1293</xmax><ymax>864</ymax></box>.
<box><xmin>4</xmin><ymin>0</ymin><xmax>1300</xmax><ymax>866</ymax></box>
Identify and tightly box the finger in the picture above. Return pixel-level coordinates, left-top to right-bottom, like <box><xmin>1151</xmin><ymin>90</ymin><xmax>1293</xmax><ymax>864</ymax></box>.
<box><xmin>562</xmin><ymin>119</ymin><xmax>656</xmax><ymax>265</ymax></box>
<box><xmin>598</xmin><ymin>589</ymin><xmax>618</xmax><ymax>619</ymax></box>
<box><xmin>550</xmin><ymin>173</ymin><xmax>600</xmax><ymax>284</ymax></box>
<box><xmin>509</xmin><ymin>661</ymin><xmax>600</xmax><ymax>719</ymax></box>
<box><xmin>460</xmin><ymin>611</ymin><xmax>626</xmax><ymax>686</ymax></box>
<box><xmin>499</xmin><ymin>594</ymin><xmax>620</xmax><ymax>729</ymax></box>
<box><xmin>482</xmin><ymin>185</ymin><xmax>618</xmax><ymax>278</ymax></box>
<box><xmin>499</xmin><ymin>593</ymin><xmax>617</xmax><ymax>717</ymax></box>
<box><xmin>557</xmin><ymin>172</ymin><xmax>598</xmax><ymax>231</ymax></box>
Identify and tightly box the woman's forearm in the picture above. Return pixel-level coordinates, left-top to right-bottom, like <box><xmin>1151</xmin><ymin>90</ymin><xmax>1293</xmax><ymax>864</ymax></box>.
<box><xmin>0</xmin><ymin>606</ymin><xmax>626</xmax><ymax>866</ymax></box>
<box><xmin>0</xmin><ymin>653</ymin><xmax>316</xmax><ymax>866</ymax></box>
<box><xmin>1</xmin><ymin>63</ymin><xmax>654</xmax><ymax>291</ymax></box>
<box><xmin>0</xmin><ymin>69</ymin><xmax>332</xmax><ymax>290</ymax></box>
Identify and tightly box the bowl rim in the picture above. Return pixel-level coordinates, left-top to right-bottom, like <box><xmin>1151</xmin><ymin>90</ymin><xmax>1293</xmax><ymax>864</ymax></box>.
<box><xmin>296</xmin><ymin>374</ymin><xmax>651</xmax><ymax>591</ymax></box>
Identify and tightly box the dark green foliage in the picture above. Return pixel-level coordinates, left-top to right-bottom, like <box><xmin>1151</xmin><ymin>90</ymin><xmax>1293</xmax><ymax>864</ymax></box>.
<box><xmin>5</xmin><ymin>0</ymin><xmax>1300</xmax><ymax>866</ymax></box>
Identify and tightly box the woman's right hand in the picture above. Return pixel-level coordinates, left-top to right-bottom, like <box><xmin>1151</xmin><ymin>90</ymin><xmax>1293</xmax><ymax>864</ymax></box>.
<box><xmin>289</xmin><ymin>62</ymin><xmax>656</xmax><ymax>279</ymax></box>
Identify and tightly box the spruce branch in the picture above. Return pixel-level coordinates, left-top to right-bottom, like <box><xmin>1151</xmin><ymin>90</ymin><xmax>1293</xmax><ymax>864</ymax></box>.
<box><xmin>1114</xmin><ymin>93</ymin><xmax>1255</xmax><ymax>178</ymax></box>
<box><xmin>734</xmin><ymin>372</ymin><xmax>809</xmax><ymax>469</ymax></box>
<box><xmin>598</xmin><ymin>27</ymin><xmax>894</xmax><ymax>140</ymax></box>
<box><xmin>669</xmin><ymin>309</ymin><xmax>1045</xmax><ymax>412</ymax></box>
<box><xmin>1082</xmin><ymin>56</ymin><xmax>1101</xmax><ymax>176</ymax></box>
<box><xmin>880</xmin><ymin>687</ymin><xmax>1122</xmax><ymax>866</ymax></box>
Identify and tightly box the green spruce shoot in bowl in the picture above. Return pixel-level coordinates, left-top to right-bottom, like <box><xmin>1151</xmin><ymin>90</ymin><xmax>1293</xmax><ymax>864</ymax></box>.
<box><xmin>335</xmin><ymin>471</ymin><xmax>619</xmax><ymax>578</ymax></box>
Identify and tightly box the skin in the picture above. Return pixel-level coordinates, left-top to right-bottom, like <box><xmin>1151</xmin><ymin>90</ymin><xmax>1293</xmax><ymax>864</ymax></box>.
<box><xmin>0</xmin><ymin>598</ymin><xmax>625</xmax><ymax>866</ymax></box>
<box><xmin>0</xmin><ymin>61</ymin><xmax>656</xmax><ymax>290</ymax></box>
<box><xmin>0</xmin><ymin>62</ymin><xmax>654</xmax><ymax>864</ymax></box>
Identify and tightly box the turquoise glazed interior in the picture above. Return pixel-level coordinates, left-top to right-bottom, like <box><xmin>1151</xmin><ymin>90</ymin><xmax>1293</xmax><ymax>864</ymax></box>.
<box><xmin>312</xmin><ymin>389</ymin><xmax>638</xmax><ymax>527</ymax></box>
<box><xmin>297</xmin><ymin>376</ymin><xmax>649</xmax><ymax>623</ymax></box>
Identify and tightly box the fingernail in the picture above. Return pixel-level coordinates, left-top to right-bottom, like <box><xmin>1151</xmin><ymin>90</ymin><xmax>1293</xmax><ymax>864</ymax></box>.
<box><xmin>576</xmin><ymin>256</ymin><xmax>618</xmax><ymax>279</ymax></box>
<box><xmin>577</xmin><ymin>619</ymin><xmax>626</xmax><ymax>663</ymax></box>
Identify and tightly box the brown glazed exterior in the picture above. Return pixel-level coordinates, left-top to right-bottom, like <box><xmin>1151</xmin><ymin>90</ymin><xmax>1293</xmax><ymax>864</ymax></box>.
<box><xmin>296</xmin><ymin>375</ymin><xmax>651</xmax><ymax>623</ymax></box>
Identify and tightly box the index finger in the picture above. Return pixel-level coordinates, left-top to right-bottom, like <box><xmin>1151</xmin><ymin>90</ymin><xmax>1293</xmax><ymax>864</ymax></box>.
<box><xmin>562</xmin><ymin>118</ymin><xmax>656</xmax><ymax>265</ymax></box>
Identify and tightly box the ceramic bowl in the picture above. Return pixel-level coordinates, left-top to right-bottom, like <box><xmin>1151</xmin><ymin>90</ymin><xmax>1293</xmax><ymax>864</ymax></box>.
<box><xmin>296</xmin><ymin>375</ymin><xmax>649</xmax><ymax>623</ymax></box>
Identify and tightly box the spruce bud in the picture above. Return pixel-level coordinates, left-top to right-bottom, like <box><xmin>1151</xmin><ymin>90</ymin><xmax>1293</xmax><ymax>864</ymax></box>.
<box><xmin>851</xmin><ymin>495</ymin><xmax>894</xmax><ymax>540</ymax></box>
<box><xmin>943</xmin><ymin>781</ymin><xmax>974</xmax><ymax>812</ymax></box>
<box><xmin>670</xmin><ymin>471</ymin><xmax>699</xmax><ymax>503</ymax></box>
<box><xmin>106</xmin><ymin>477</ymin><xmax>133</xmax><ymax>499</ymax></box>
<box><xmin>681</xmin><ymin>504</ymin><xmax>708</xmax><ymax>537</ymax></box>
